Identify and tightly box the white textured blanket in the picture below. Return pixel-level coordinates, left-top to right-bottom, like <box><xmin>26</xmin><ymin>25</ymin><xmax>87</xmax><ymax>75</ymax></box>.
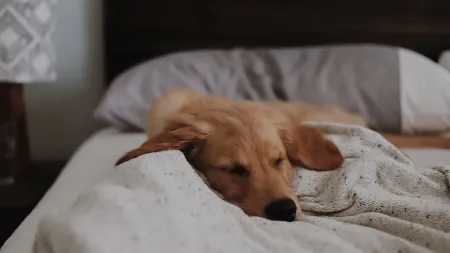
<box><xmin>33</xmin><ymin>124</ymin><xmax>450</xmax><ymax>253</ymax></box>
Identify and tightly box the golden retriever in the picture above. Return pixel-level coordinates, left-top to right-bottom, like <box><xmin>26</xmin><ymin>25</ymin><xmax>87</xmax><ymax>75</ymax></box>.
<box><xmin>116</xmin><ymin>88</ymin><xmax>450</xmax><ymax>222</ymax></box>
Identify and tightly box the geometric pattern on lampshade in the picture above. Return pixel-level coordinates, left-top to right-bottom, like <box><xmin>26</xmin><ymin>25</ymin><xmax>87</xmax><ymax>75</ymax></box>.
<box><xmin>0</xmin><ymin>0</ymin><xmax>57</xmax><ymax>83</ymax></box>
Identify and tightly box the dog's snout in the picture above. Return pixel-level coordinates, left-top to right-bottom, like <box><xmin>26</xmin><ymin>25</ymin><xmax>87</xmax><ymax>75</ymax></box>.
<box><xmin>264</xmin><ymin>198</ymin><xmax>297</xmax><ymax>222</ymax></box>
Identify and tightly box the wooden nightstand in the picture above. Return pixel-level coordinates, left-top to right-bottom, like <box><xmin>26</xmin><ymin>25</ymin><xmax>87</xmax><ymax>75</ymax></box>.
<box><xmin>0</xmin><ymin>162</ymin><xmax>63</xmax><ymax>246</ymax></box>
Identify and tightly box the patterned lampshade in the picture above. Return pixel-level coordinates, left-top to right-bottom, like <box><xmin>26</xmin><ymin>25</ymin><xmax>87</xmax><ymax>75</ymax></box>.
<box><xmin>0</xmin><ymin>0</ymin><xmax>56</xmax><ymax>83</ymax></box>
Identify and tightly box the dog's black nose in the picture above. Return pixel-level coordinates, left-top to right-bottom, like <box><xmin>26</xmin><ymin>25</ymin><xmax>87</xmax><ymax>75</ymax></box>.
<box><xmin>264</xmin><ymin>198</ymin><xmax>297</xmax><ymax>222</ymax></box>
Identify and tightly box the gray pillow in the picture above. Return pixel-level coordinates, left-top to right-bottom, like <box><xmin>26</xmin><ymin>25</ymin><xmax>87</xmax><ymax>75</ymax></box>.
<box><xmin>94</xmin><ymin>44</ymin><xmax>404</xmax><ymax>132</ymax></box>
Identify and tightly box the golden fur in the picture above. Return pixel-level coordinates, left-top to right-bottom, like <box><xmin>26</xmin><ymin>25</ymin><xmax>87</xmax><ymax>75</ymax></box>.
<box><xmin>116</xmin><ymin>88</ymin><xmax>450</xmax><ymax>221</ymax></box>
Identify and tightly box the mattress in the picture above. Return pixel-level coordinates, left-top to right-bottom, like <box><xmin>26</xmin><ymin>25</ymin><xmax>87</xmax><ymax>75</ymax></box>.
<box><xmin>1</xmin><ymin>127</ymin><xmax>450</xmax><ymax>253</ymax></box>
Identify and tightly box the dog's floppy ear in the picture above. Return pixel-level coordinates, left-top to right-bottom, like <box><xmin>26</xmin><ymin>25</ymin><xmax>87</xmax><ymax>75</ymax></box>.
<box><xmin>282</xmin><ymin>125</ymin><xmax>343</xmax><ymax>171</ymax></box>
<box><xmin>116</xmin><ymin>116</ymin><xmax>211</xmax><ymax>166</ymax></box>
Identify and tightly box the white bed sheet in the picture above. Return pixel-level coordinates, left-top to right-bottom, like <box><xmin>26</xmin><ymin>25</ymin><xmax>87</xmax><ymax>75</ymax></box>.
<box><xmin>1</xmin><ymin>128</ymin><xmax>450</xmax><ymax>253</ymax></box>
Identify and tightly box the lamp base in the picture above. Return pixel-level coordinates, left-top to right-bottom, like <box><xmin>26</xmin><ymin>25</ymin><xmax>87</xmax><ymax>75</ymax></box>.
<box><xmin>0</xmin><ymin>82</ymin><xmax>31</xmax><ymax>185</ymax></box>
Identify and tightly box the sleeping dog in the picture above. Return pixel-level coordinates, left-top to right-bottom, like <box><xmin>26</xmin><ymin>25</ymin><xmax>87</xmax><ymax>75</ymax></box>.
<box><xmin>116</xmin><ymin>88</ymin><xmax>450</xmax><ymax>222</ymax></box>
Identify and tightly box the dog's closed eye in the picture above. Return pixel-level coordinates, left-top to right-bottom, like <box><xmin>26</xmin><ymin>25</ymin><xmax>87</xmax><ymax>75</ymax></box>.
<box><xmin>221</xmin><ymin>164</ymin><xmax>250</xmax><ymax>177</ymax></box>
<box><xmin>274</xmin><ymin>157</ymin><xmax>284</xmax><ymax>167</ymax></box>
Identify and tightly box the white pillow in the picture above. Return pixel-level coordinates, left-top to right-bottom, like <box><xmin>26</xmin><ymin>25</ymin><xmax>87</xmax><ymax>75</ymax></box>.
<box><xmin>399</xmin><ymin>48</ymin><xmax>450</xmax><ymax>133</ymax></box>
<box><xmin>94</xmin><ymin>44</ymin><xmax>450</xmax><ymax>134</ymax></box>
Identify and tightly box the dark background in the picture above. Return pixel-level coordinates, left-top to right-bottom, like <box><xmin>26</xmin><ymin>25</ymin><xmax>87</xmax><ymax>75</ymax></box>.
<box><xmin>105</xmin><ymin>0</ymin><xmax>450</xmax><ymax>84</ymax></box>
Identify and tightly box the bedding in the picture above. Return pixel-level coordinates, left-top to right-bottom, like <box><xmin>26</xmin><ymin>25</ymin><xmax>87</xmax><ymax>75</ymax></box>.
<box><xmin>31</xmin><ymin>124</ymin><xmax>450</xmax><ymax>253</ymax></box>
<box><xmin>2</xmin><ymin>127</ymin><xmax>450</xmax><ymax>253</ymax></box>
<box><xmin>94</xmin><ymin>44</ymin><xmax>450</xmax><ymax>134</ymax></box>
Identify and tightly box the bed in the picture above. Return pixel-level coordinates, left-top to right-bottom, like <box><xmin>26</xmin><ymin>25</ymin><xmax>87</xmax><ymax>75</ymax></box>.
<box><xmin>1</xmin><ymin>129</ymin><xmax>450</xmax><ymax>252</ymax></box>
<box><xmin>3</xmin><ymin>0</ymin><xmax>450</xmax><ymax>252</ymax></box>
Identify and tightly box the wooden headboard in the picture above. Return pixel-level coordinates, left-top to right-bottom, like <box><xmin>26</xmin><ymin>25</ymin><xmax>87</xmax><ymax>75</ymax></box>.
<box><xmin>104</xmin><ymin>0</ymin><xmax>450</xmax><ymax>84</ymax></box>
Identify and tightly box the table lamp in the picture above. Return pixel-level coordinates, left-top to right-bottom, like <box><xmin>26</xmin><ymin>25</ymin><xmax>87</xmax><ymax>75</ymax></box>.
<box><xmin>0</xmin><ymin>0</ymin><xmax>56</xmax><ymax>188</ymax></box>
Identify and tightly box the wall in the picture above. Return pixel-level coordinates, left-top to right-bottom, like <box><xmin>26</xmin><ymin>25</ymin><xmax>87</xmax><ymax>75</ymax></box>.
<box><xmin>24</xmin><ymin>0</ymin><xmax>104</xmax><ymax>161</ymax></box>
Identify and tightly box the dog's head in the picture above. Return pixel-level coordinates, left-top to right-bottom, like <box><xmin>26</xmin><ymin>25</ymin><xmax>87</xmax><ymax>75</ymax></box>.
<box><xmin>116</xmin><ymin>106</ymin><xmax>343</xmax><ymax>222</ymax></box>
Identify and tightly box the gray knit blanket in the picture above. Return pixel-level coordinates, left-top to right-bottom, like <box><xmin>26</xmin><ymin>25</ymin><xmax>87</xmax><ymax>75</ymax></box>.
<box><xmin>33</xmin><ymin>123</ymin><xmax>450</xmax><ymax>253</ymax></box>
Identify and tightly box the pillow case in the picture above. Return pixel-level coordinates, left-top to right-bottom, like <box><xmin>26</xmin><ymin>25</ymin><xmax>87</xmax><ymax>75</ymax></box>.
<box><xmin>94</xmin><ymin>44</ymin><xmax>450</xmax><ymax>134</ymax></box>
<box><xmin>399</xmin><ymin>49</ymin><xmax>450</xmax><ymax>133</ymax></box>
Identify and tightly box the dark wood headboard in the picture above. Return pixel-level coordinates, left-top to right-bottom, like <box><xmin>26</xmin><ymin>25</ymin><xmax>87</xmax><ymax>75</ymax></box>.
<box><xmin>104</xmin><ymin>0</ymin><xmax>450</xmax><ymax>84</ymax></box>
